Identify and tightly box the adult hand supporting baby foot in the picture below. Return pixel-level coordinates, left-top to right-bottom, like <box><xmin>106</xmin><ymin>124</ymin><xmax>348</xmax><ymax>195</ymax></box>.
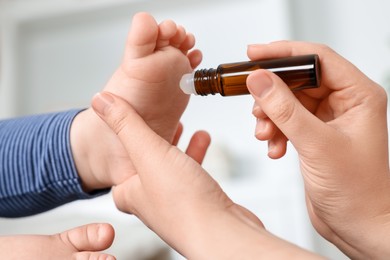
<box><xmin>92</xmin><ymin>92</ymin><xmax>322</xmax><ymax>260</ymax></box>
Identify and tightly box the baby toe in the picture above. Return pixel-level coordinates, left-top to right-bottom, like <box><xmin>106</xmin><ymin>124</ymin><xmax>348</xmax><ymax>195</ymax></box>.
<box><xmin>179</xmin><ymin>33</ymin><xmax>196</xmax><ymax>53</ymax></box>
<box><xmin>125</xmin><ymin>12</ymin><xmax>159</xmax><ymax>59</ymax></box>
<box><xmin>169</xmin><ymin>25</ymin><xmax>187</xmax><ymax>48</ymax></box>
<box><xmin>156</xmin><ymin>19</ymin><xmax>177</xmax><ymax>48</ymax></box>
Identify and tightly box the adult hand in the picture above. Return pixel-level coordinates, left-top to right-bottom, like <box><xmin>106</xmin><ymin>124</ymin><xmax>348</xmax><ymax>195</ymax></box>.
<box><xmin>91</xmin><ymin>92</ymin><xmax>321</xmax><ymax>259</ymax></box>
<box><xmin>247</xmin><ymin>41</ymin><xmax>390</xmax><ymax>258</ymax></box>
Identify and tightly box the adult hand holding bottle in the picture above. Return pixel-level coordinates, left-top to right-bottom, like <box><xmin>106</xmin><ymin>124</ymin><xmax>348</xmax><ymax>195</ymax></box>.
<box><xmin>247</xmin><ymin>41</ymin><xmax>390</xmax><ymax>259</ymax></box>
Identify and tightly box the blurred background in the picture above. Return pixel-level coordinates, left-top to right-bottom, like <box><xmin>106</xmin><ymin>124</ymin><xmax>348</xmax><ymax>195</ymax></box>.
<box><xmin>0</xmin><ymin>0</ymin><xmax>389</xmax><ymax>259</ymax></box>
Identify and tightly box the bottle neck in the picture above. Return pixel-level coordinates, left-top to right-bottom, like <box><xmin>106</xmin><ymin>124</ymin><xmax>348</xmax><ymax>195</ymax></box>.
<box><xmin>193</xmin><ymin>68</ymin><xmax>222</xmax><ymax>96</ymax></box>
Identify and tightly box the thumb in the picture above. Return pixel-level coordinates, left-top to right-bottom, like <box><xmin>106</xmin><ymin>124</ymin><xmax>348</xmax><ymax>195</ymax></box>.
<box><xmin>91</xmin><ymin>92</ymin><xmax>170</xmax><ymax>178</ymax></box>
<box><xmin>247</xmin><ymin>69</ymin><xmax>325</xmax><ymax>147</ymax></box>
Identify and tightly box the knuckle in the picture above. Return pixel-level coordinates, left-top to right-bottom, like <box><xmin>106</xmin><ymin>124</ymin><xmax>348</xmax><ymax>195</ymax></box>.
<box><xmin>113</xmin><ymin>188</ymin><xmax>129</xmax><ymax>213</ymax></box>
<box><xmin>113</xmin><ymin>186</ymin><xmax>138</xmax><ymax>216</ymax></box>
<box><xmin>369</xmin><ymin>83</ymin><xmax>388</xmax><ymax>110</ymax></box>
<box><xmin>376</xmin><ymin>85</ymin><xmax>388</xmax><ymax>105</ymax></box>
<box><xmin>252</xmin><ymin>105</ymin><xmax>266</xmax><ymax>118</ymax></box>
<box><xmin>108</xmin><ymin>108</ymin><xmax>128</xmax><ymax>136</ymax></box>
<box><xmin>316</xmin><ymin>43</ymin><xmax>332</xmax><ymax>54</ymax></box>
<box><xmin>269</xmin><ymin>100</ymin><xmax>296</xmax><ymax>125</ymax></box>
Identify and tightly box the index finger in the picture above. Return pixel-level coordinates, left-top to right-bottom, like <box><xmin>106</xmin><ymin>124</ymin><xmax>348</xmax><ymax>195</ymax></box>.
<box><xmin>247</xmin><ymin>41</ymin><xmax>366</xmax><ymax>92</ymax></box>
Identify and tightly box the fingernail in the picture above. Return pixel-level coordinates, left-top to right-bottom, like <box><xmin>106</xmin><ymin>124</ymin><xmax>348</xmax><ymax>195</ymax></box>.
<box><xmin>268</xmin><ymin>140</ymin><xmax>276</xmax><ymax>156</ymax></box>
<box><xmin>248</xmin><ymin>71</ymin><xmax>273</xmax><ymax>98</ymax></box>
<box><xmin>255</xmin><ymin>118</ymin><xmax>266</xmax><ymax>134</ymax></box>
<box><xmin>93</xmin><ymin>92</ymin><xmax>114</xmax><ymax>116</ymax></box>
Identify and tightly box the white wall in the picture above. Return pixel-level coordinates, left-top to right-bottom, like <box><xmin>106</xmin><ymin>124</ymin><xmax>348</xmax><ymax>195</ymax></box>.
<box><xmin>290</xmin><ymin>0</ymin><xmax>390</xmax><ymax>89</ymax></box>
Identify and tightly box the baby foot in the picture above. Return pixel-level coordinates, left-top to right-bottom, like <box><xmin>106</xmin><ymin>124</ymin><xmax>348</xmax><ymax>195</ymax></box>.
<box><xmin>104</xmin><ymin>12</ymin><xmax>202</xmax><ymax>142</ymax></box>
<box><xmin>71</xmin><ymin>13</ymin><xmax>201</xmax><ymax>191</ymax></box>
<box><xmin>0</xmin><ymin>223</ymin><xmax>115</xmax><ymax>259</ymax></box>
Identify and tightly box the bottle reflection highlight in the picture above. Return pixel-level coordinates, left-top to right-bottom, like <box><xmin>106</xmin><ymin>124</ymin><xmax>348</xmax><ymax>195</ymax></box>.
<box><xmin>180</xmin><ymin>54</ymin><xmax>321</xmax><ymax>96</ymax></box>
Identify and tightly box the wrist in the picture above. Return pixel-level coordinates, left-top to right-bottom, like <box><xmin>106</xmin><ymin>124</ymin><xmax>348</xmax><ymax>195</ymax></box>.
<box><xmin>182</xmin><ymin>207</ymin><xmax>320</xmax><ymax>259</ymax></box>
<box><xmin>355</xmin><ymin>180</ymin><xmax>390</xmax><ymax>258</ymax></box>
<box><xmin>328</xmin><ymin>174</ymin><xmax>390</xmax><ymax>259</ymax></box>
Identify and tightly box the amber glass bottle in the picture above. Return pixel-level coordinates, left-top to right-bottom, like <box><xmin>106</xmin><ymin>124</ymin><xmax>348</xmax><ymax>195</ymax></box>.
<box><xmin>180</xmin><ymin>54</ymin><xmax>321</xmax><ymax>96</ymax></box>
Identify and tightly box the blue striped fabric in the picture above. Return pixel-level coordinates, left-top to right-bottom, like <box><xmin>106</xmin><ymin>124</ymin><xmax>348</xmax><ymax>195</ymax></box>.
<box><xmin>0</xmin><ymin>110</ymin><xmax>106</xmax><ymax>218</ymax></box>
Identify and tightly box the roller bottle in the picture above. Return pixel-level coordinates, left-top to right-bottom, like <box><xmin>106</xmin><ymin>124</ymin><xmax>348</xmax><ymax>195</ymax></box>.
<box><xmin>180</xmin><ymin>54</ymin><xmax>321</xmax><ymax>96</ymax></box>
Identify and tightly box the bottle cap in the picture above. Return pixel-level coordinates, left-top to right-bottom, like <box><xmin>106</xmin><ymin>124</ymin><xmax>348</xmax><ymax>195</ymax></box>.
<box><xmin>180</xmin><ymin>72</ymin><xmax>197</xmax><ymax>95</ymax></box>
